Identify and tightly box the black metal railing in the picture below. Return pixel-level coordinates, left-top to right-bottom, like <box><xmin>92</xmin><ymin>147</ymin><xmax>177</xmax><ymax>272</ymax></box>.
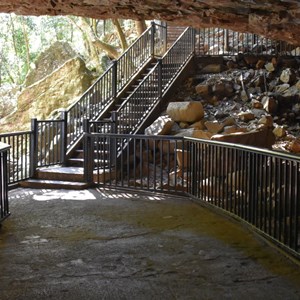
<box><xmin>31</xmin><ymin>118</ymin><xmax>66</xmax><ymax>169</ymax></box>
<box><xmin>0</xmin><ymin>131</ymin><xmax>32</xmax><ymax>184</ymax></box>
<box><xmin>82</xmin><ymin>27</ymin><xmax>196</xmax><ymax>178</ymax></box>
<box><xmin>63</xmin><ymin>22</ymin><xmax>167</xmax><ymax>151</ymax></box>
<box><xmin>161</xmin><ymin>27</ymin><xmax>195</xmax><ymax>93</ymax></box>
<box><xmin>195</xmin><ymin>28</ymin><xmax>296</xmax><ymax>56</ymax></box>
<box><xmin>116</xmin><ymin>27</ymin><xmax>195</xmax><ymax>136</ymax></box>
<box><xmin>65</xmin><ymin>65</ymin><xmax>115</xmax><ymax>148</ymax></box>
<box><xmin>0</xmin><ymin>142</ymin><xmax>10</xmax><ymax>223</ymax></box>
<box><xmin>83</xmin><ymin>133</ymin><xmax>300</xmax><ymax>258</ymax></box>
<box><xmin>184</xmin><ymin>138</ymin><xmax>300</xmax><ymax>256</ymax></box>
<box><xmin>83</xmin><ymin>133</ymin><xmax>186</xmax><ymax>191</ymax></box>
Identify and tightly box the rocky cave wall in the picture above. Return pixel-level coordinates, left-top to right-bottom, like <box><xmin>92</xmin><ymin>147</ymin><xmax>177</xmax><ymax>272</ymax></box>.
<box><xmin>0</xmin><ymin>1</ymin><xmax>299</xmax><ymax>45</ymax></box>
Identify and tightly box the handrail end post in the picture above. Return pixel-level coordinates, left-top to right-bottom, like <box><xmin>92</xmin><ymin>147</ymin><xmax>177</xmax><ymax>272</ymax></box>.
<box><xmin>83</xmin><ymin>118</ymin><xmax>90</xmax><ymax>134</ymax></box>
<box><xmin>60</xmin><ymin>110</ymin><xmax>68</xmax><ymax>165</ymax></box>
<box><xmin>112</xmin><ymin>60</ymin><xmax>118</xmax><ymax>100</ymax></box>
<box><xmin>83</xmin><ymin>133</ymin><xmax>93</xmax><ymax>184</ymax></box>
<box><xmin>151</xmin><ymin>21</ymin><xmax>156</xmax><ymax>57</ymax></box>
<box><xmin>111</xmin><ymin>111</ymin><xmax>118</xmax><ymax>134</ymax></box>
<box><xmin>158</xmin><ymin>58</ymin><xmax>163</xmax><ymax>99</ymax></box>
<box><xmin>30</xmin><ymin>118</ymin><xmax>38</xmax><ymax>177</ymax></box>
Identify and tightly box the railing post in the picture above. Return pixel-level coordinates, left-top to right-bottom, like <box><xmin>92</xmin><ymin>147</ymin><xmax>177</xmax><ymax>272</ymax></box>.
<box><xmin>158</xmin><ymin>58</ymin><xmax>163</xmax><ymax>99</ymax></box>
<box><xmin>83</xmin><ymin>133</ymin><xmax>93</xmax><ymax>184</ymax></box>
<box><xmin>83</xmin><ymin>118</ymin><xmax>90</xmax><ymax>134</ymax></box>
<box><xmin>83</xmin><ymin>119</ymin><xmax>93</xmax><ymax>183</ymax></box>
<box><xmin>30</xmin><ymin>118</ymin><xmax>38</xmax><ymax>177</ymax></box>
<box><xmin>60</xmin><ymin>110</ymin><xmax>68</xmax><ymax>165</ymax></box>
<box><xmin>111</xmin><ymin>111</ymin><xmax>118</xmax><ymax>134</ymax></box>
<box><xmin>0</xmin><ymin>144</ymin><xmax>10</xmax><ymax>223</ymax></box>
<box><xmin>112</xmin><ymin>60</ymin><xmax>118</xmax><ymax>99</ymax></box>
<box><xmin>163</xmin><ymin>22</ymin><xmax>168</xmax><ymax>53</ymax></box>
<box><xmin>110</xmin><ymin>111</ymin><xmax>118</xmax><ymax>166</ymax></box>
<box><xmin>151</xmin><ymin>21</ymin><xmax>156</xmax><ymax>57</ymax></box>
<box><xmin>191</xmin><ymin>28</ymin><xmax>196</xmax><ymax>54</ymax></box>
<box><xmin>224</xmin><ymin>29</ymin><xmax>229</xmax><ymax>52</ymax></box>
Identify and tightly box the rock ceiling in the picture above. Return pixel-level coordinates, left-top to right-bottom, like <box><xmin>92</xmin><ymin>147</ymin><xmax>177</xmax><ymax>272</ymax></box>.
<box><xmin>0</xmin><ymin>0</ymin><xmax>300</xmax><ymax>44</ymax></box>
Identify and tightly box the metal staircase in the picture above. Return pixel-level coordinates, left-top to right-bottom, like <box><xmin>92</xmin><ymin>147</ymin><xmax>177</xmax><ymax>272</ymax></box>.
<box><xmin>20</xmin><ymin>23</ymin><xmax>195</xmax><ymax>189</ymax></box>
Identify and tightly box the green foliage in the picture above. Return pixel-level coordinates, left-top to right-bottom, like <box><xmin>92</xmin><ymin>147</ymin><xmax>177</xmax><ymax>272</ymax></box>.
<box><xmin>0</xmin><ymin>13</ymin><xmax>137</xmax><ymax>87</ymax></box>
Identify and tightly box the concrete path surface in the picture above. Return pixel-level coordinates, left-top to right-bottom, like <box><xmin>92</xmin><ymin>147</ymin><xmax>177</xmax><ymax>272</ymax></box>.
<box><xmin>0</xmin><ymin>187</ymin><xmax>300</xmax><ymax>300</ymax></box>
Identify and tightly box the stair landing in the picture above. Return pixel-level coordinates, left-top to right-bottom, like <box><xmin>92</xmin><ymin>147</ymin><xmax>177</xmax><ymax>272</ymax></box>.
<box><xmin>19</xmin><ymin>166</ymin><xmax>115</xmax><ymax>189</ymax></box>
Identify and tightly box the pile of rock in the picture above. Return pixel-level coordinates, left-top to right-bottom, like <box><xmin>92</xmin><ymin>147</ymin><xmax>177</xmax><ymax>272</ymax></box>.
<box><xmin>146</xmin><ymin>55</ymin><xmax>300</xmax><ymax>154</ymax></box>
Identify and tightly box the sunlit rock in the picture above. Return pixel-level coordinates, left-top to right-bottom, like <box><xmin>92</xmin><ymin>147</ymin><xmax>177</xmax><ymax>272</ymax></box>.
<box><xmin>167</xmin><ymin>101</ymin><xmax>204</xmax><ymax>123</ymax></box>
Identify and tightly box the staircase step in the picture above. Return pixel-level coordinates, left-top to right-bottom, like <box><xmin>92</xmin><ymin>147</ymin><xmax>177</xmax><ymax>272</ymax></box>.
<box><xmin>67</xmin><ymin>158</ymin><xmax>109</xmax><ymax>168</ymax></box>
<box><xmin>36</xmin><ymin>166</ymin><xmax>84</xmax><ymax>182</ymax></box>
<box><xmin>75</xmin><ymin>149</ymin><xmax>110</xmax><ymax>158</ymax></box>
<box><xmin>20</xmin><ymin>179</ymin><xmax>92</xmax><ymax>190</ymax></box>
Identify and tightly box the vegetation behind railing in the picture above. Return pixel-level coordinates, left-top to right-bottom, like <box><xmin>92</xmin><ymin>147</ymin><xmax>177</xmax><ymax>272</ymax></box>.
<box><xmin>0</xmin><ymin>142</ymin><xmax>10</xmax><ymax>223</ymax></box>
<box><xmin>84</xmin><ymin>133</ymin><xmax>300</xmax><ymax>259</ymax></box>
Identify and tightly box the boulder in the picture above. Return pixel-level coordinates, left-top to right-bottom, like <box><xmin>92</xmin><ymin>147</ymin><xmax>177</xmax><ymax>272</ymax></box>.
<box><xmin>192</xmin><ymin>130</ymin><xmax>213</xmax><ymax>140</ymax></box>
<box><xmin>280</xmin><ymin>68</ymin><xmax>297</xmax><ymax>84</ymax></box>
<box><xmin>223</xmin><ymin>125</ymin><xmax>247</xmax><ymax>134</ymax></box>
<box><xmin>261</xmin><ymin>96</ymin><xmax>278</xmax><ymax>114</ymax></box>
<box><xmin>238</xmin><ymin>111</ymin><xmax>255</xmax><ymax>122</ymax></box>
<box><xmin>145</xmin><ymin>116</ymin><xmax>174</xmax><ymax>135</ymax></box>
<box><xmin>221</xmin><ymin>117</ymin><xmax>236</xmax><ymax>127</ymax></box>
<box><xmin>255</xmin><ymin>59</ymin><xmax>265</xmax><ymax>69</ymax></box>
<box><xmin>274</xmin><ymin>83</ymin><xmax>290</xmax><ymax>93</ymax></box>
<box><xmin>195</xmin><ymin>83</ymin><xmax>211</xmax><ymax>97</ymax></box>
<box><xmin>251</xmin><ymin>99</ymin><xmax>263</xmax><ymax>109</ymax></box>
<box><xmin>179</xmin><ymin>121</ymin><xmax>189</xmax><ymax>129</ymax></box>
<box><xmin>200</xmin><ymin>64</ymin><xmax>223</xmax><ymax>74</ymax></box>
<box><xmin>258</xmin><ymin>115</ymin><xmax>273</xmax><ymax>128</ymax></box>
<box><xmin>273</xmin><ymin>126</ymin><xmax>286</xmax><ymax>138</ymax></box>
<box><xmin>24</xmin><ymin>41</ymin><xmax>77</xmax><ymax>87</ymax></box>
<box><xmin>265</xmin><ymin>62</ymin><xmax>275</xmax><ymax>72</ymax></box>
<box><xmin>189</xmin><ymin>120</ymin><xmax>206</xmax><ymax>130</ymax></box>
<box><xmin>204</xmin><ymin>120</ymin><xmax>224</xmax><ymax>134</ymax></box>
<box><xmin>212</xmin><ymin>81</ymin><xmax>234</xmax><ymax>98</ymax></box>
<box><xmin>211</xmin><ymin>128</ymin><xmax>275</xmax><ymax>149</ymax></box>
<box><xmin>286</xmin><ymin>140</ymin><xmax>300</xmax><ymax>153</ymax></box>
<box><xmin>167</xmin><ymin>101</ymin><xmax>204</xmax><ymax>123</ymax></box>
<box><xmin>5</xmin><ymin>57</ymin><xmax>93</xmax><ymax>130</ymax></box>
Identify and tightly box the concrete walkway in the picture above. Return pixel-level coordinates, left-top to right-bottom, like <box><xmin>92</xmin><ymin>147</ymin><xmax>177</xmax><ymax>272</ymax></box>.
<box><xmin>1</xmin><ymin>187</ymin><xmax>300</xmax><ymax>300</ymax></box>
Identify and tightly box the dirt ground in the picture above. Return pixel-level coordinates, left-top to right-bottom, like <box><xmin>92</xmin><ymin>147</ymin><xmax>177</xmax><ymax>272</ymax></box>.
<box><xmin>0</xmin><ymin>187</ymin><xmax>300</xmax><ymax>300</ymax></box>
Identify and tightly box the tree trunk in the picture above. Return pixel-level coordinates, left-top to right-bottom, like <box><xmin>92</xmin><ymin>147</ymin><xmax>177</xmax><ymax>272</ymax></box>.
<box><xmin>20</xmin><ymin>16</ymin><xmax>30</xmax><ymax>73</ymax></box>
<box><xmin>112</xmin><ymin>19</ymin><xmax>128</xmax><ymax>52</ymax></box>
<box><xmin>9</xmin><ymin>15</ymin><xmax>22</xmax><ymax>84</ymax></box>
<box><xmin>135</xmin><ymin>20</ymin><xmax>147</xmax><ymax>36</ymax></box>
<box><xmin>69</xmin><ymin>17</ymin><xmax>119</xmax><ymax>60</ymax></box>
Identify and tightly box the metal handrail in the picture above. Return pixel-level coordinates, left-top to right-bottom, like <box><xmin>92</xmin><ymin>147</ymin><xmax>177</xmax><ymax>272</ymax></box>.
<box><xmin>195</xmin><ymin>28</ymin><xmax>295</xmax><ymax>56</ymax></box>
<box><xmin>116</xmin><ymin>27</ymin><xmax>194</xmax><ymax>136</ymax></box>
<box><xmin>84</xmin><ymin>132</ymin><xmax>300</xmax><ymax>259</ymax></box>
<box><xmin>64</xmin><ymin>22</ymin><xmax>167</xmax><ymax>151</ymax></box>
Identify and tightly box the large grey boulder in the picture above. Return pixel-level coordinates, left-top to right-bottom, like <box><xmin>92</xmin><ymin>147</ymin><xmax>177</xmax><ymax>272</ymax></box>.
<box><xmin>167</xmin><ymin>101</ymin><xmax>204</xmax><ymax>123</ymax></box>
<box><xmin>24</xmin><ymin>41</ymin><xmax>77</xmax><ymax>87</ymax></box>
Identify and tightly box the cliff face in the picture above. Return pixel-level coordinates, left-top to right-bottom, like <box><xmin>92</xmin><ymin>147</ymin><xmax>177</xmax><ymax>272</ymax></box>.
<box><xmin>0</xmin><ymin>1</ymin><xmax>300</xmax><ymax>44</ymax></box>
